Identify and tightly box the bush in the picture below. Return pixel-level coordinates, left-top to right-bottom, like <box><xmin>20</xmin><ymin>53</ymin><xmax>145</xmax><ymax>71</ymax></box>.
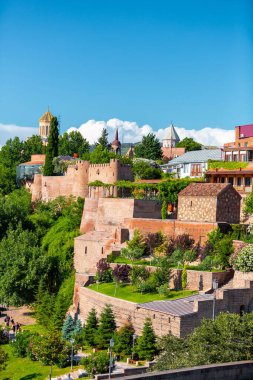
<box><xmin>138</xmin><ymin>277</ymin><xmax>157</xmax><ymax>293</ymax></box>
<box><xmin>174</xmin><ymin>234</ymin><xmax>195</xmax><ymax>252</ymax></box>
<box><xmin>112</xmin><ymin>264</ymin><xmax>131</xmax><ymax>284</ymax></box>
<box><xmin>233</xmin><ymin>245</ymin><xmax>253</xmax><ymax>272</ymax></box>
<box><xmin>170</xmin><ymin>249</ymin><xmax>184</xmax><ymax>266</ymax></box>
<box><xmin>81</xmin><ymin>351</ymin><xmax>109</xmax><ymax>376</ymax></box>
<box><xmin>181</xmin><ymin>265</ymin><xmax>187</xmax><ymax>289</ymax></box>
<box><xmin>130</xmin><ymin>266</ymin><xmax>150</xmax><ymax>286</ymax></box>
<box><xmin>157</xmin><ymin>284</ymin><xmax>170</xmax><ymax>296</ymax></box>
<box><xmin>0</xmin><ymin>326</ymin><xmax>8</xmax><ymax>344</ymax></box>
<box><xmin>11</xmin><ymin>331</ymin><xmax>36</xmax><ymax>358</ymax></box>
<box><xmin>183</xmin><ymin>250</ymin><xmax>197</xmax><ymax>263</ymax></box>
<box><xmin>96</xmin><ymin>259</ymin><xmax>113</xmax><ymax>283</ymax></box>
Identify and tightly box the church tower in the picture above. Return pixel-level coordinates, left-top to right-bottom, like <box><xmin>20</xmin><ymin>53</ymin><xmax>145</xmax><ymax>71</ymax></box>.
<box><xmin>111</xmin><ymin>127</ymin><xmax>121</xmax><ymax>155</ymax></box>
<box><xmin>39</xmin><ymin>108</ymin><xmax>54</xmax><ymax>145</ymax></box>
<box><xmin>163</xmin><ymin>123</ymin><xmax>180</xmax><ymax>148</ymax></box>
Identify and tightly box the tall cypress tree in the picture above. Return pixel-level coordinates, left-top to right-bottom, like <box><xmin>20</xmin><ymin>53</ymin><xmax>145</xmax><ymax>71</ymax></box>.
<box><xmin>43</xmin><ymin>116</ymin><xmax>59</xmax><ymax>176</ymax></box>
<box><xmin>96</xmin><ymin>304</ymin><xmax>116</xmax><ymax>349</ymax></box>
<box><xmin>84</xmin><ymin>308</ymin><xmax>98</xmax><ymax>346</ymax></box>
<box><xmin>97</xmin><ymin>128</ymin><xmax>109</xmax><ymax>149</ymax></box>
<box><xmin>136</xmin><ymin>317</ymin><xmax>156</xmax><ymax>361</ymax></box>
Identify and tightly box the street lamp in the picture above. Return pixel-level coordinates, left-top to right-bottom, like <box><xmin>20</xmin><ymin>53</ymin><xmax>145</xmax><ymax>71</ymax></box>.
<box><xmin>109</xmin><ymin>338</ymin><xmax>114</xmax><ymax>379</ymax></box>
<box><xmin>212</xmin><ymin>279</ymin><xmax>218</xmax><ymax>321</ymax></box>
<box><xmin>132</xmin><ymin>333</ymin><xmax>137</xmax><ymax>360</ymax></box>
<box><xmin>69</xmin><ymin>338</ymin><xmax>75</xmax><ymax>371</ymax></box>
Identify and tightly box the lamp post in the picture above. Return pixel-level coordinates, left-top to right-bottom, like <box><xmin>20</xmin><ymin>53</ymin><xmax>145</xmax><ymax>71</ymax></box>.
<box><xmin>109</xmin><ymin>338</ymin><xmax>114</xmax><ymax>379</ymax></box>
<box><xmin>132</xmin><ymin>333</ymin><xmax>137</xmax><ymax>360</ymax></box>
<box><xmin>212</xmin><ymin>279</ymin><xmax>218</xmax><ymax>321</ymax></box>
<box><xmin>70</xmin><ymin>338</ymin><xmax>75</xmax><ymax>371</ymax></box>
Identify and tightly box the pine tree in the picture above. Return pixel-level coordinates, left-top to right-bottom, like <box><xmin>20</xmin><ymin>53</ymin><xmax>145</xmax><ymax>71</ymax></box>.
<box><xmin>74</xmin><ymin>319</ymin><xmax>82</xmax><ymax>335</ymax></box>
<box><xmin>115</xmin><ymin>320</ymin><xmax>135</xmax><ymax>355</ymax></box>
<box><xmin>134</xmin><ymin>133</ymin><xmax>162</xmax><ymax>160</ymax></box>
<box><xmin>84</xmin><ymin>308</ymin><xmax>98</xmax><ymax>347</ymax></box>
<box><xmin>136</xmin><ymin>318</ymin><xmax>156</xmax><ymax>361</ymax></box>
<box><xmin>96</xmin><ymin>304</ymin><xmax>116</xmax><ymax>349</ymax></box>
<box><xmin>97</xmin><ymin>128</ymin><xmax>109</xmax><ymax>149</ymax></box>
<box><xmin>44</xmin><ymin>116</ymin><xmax>59</xmax><ymax>176</ymax></box>
<box><xmin>62</xmin><ymin>314</ymin><xmax>75</xmax><ymax>341</ymax></box>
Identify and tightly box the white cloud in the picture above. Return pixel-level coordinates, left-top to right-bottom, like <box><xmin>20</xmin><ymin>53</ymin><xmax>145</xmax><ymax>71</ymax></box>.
<box><xmin>0</xmin><ymin>119</ymin><xmax>235</xmax><ymax>149</ymax></box>
<box><xmin>67</xmin><ymin>118</ymin><xmax>234</xmax><ymax>147</ymax></box>
<box><xmin>0</xmin><ymin>123</ymin><xmax>37</xmax><ymax>147</ymax></box>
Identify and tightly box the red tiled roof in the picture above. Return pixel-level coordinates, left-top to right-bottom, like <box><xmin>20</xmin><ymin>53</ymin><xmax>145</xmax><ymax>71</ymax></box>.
<box><xmin>178</xmin><ymin>182</ymin><xmax>232</xmax><ymax>197</ymax></box>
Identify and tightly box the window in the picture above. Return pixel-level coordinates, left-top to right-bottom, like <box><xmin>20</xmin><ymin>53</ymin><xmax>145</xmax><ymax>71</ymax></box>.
<box><xmin>245</xmin><ymin>177</ymin><xmax>251</xmax><ymax>187</ymax></box>
<box><xmin>221</xmin><ymin>177</ymin><xmax>225</xmax><ymax>183</ymax></box>
<box><xmin>101</xmin><ymin>247</ymin><xmax>104</xmax><ymax>254</ymax></box>
<box><xmin>85</xmin><ymin>247</ymin><xmax>87</xmax><ymax>254</ymax></box>
<box><xmin>237</xmin><ymin>177</ymin><xmax>242</xmax><ymax>186</ymax></box>
<box><xmin>184</xmin><ymin>164</ymin><xmax>189</xmax><ymax>173</ymax></box>
<box><xmin>228</xmin><ymin>177</ymin><xmax>234</xmax><ymax>185</ymax></box>
<box><xmin>245</xmin><ymin>142</ymin><xmax>248</xmax><ymax>147</ymax></box>
<box><xmin>238</xmin><ymin>143</ymin><xmax>241</xmax><ymax>147</ymax></box>
<box><xmin>190</xmin><ymin>201</ymin><xmax>193</xmax><ymax>207</ymax></box>
<box><xmin>241</xmin><ymin>154</ymin><xmax>246</xmax><ymax>162</ymax></box>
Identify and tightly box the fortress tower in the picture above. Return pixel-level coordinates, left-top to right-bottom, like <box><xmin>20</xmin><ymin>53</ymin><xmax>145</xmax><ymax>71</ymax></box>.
<box><xmin>39</xmin><ymin>108</ymin><xmax>54</xmax><ymax>145</ymax></box>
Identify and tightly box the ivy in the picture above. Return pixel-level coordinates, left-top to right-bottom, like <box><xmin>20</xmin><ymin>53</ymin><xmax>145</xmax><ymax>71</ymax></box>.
<box><xmin>208</xmin><ymin>160</ymin><xmax>248</xmax><ymax>170</ymax></box>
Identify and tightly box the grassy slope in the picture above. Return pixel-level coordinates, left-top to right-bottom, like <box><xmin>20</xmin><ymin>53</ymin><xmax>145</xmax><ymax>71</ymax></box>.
<box><xmin>89</xmin><ymin>283</ymin><xmax>196</xmax><ymax>303</ymax></box>
<box><xmin>0</xmin><ymin>345</ymin><xmax>84</xmax><ymax>380</ymax></box>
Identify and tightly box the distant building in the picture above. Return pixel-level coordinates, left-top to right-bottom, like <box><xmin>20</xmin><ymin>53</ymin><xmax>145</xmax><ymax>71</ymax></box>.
<box><xmin>206</xmin><ymin>123</ymin><xmax>253</xmax><ymax>193</ymax></box>
<box><xmin>111</xmin><ymin>127</ymin><xmax>121</xmax><ymax>155</ymax></box>
<box><xmin>162</xmin><ymin>123</ymin><xmax>185</xmax><ymax>160</ymax></box>
<box><xmin>163</xmin><ymin>149</ymin><xmax>223</xmax><ymax>178</ymax></box>
<box><xmin>16</xmin><ymin>154</ymin><xmax>46</xmax><ymax>183</ymax></box>
<box><xmin>39</xmin><ymin>109</ymin><xmax>54</xmax><ymax>145</ymax></box>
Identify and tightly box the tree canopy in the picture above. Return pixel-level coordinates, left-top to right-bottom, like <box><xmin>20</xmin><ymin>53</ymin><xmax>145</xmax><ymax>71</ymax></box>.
<box><xmin>134</xmin><ymin>133</ymin><xmax>163</xmax><ymax>160</ymax></box>
<box><xmin>176</xmin><ymin>137</ymin><xmax>202</xmax><ymax>152</ymax></box>
<box><xmin>44</xmin><ymin>116</ymin><xmax>59</xmax><ymax>176</ymax></box>
<box><xmin>58</xmin><ymin>131</ymin><xmax>89</xmax><ymax>157</ymax></box>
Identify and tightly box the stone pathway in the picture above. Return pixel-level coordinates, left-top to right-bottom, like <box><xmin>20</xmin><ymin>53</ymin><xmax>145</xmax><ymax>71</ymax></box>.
<box><xmin>0</xmin><ymin>305</ymin><xmax>36</xmax><ymax>326</ymax></box>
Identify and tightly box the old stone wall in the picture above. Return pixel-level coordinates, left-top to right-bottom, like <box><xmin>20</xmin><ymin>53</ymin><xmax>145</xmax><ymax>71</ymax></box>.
<box><xmin>177</xmin><ymin>196</ymin><xmax>217</xmax><ymax>222</ymax></box>
<box><xmin>216</xmin><ymin>187</ymin><xmax>241</xmax><ymax>224</ymax></box>
<box><xmin>124</xmin><ymin>218</ymin><xmax>218</xmax><ymax>244</ymax></box>
<box><xmin>169</xmin><ymin>269</ymin><xmax>233</xmax><ymax>291</ymax></box>
<box><xmin>232</xmin><ymin>271</ymin><xmax>253</xmax><ymax>288</ymax></box>
<box><xmin>88</xmin><ymin>160</ymin><xmax>133</xmax><ymax>183</ymax></box>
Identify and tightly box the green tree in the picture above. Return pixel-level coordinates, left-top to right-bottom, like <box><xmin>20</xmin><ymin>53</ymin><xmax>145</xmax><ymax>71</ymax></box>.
<box><xmin>136</xmin><ymin>318</ymin><xmax>156</xmax><ymax>360</ymax></box>
<box><xmin>62</xmin><ymin>314</ymin><xmax>75</xmax><ymax>340</ymax></box>
<box><xmin>81</xmin><ymin>351</ymin><xmax>109</xmax><ymax>376</ymax></box>
<box><xmin>97</xmin><ymin>128</ymin><xmax>109</xmax><ymax>149</ymax></box>
<box><xmin>84</xmin><ymin>308</ymin><xmax>98</xmax><ymax>347</ymax></box>
<box><xmin>44</xmin><ymin>116</ymin><xmax>59</xmax><ymax>176</ymax></box>
<box><xmin>0</xmin><ymin>227</ymin><xmax>44</xmax><ymax>305</ymax></box>
<box><xmin>243</xmin><ymin>192</ymin><xmax>253</xmax><ymax>215</ymax></box>
<box><xmin>89</xmin><ymin>144</ymin><xmax>111</xmax><ymax>164</ymax></box>
<box><xmin>121</xmin><ymin>229</ymin><xmax>147</xmax><ymax>262</ymax></box>
<box><xmin>181</xmin><ymin>264</ymin><xmax>187</xmax><ymax>289</ymax></box>
<box><xmin>96</xmin><ymin>304</ymin><xmax>116</xmax><ymax>349</ymax></box>
<box><xmin>59</xmin><ymin>131</ymin><xmax>89</xmax><ymax>157</ymax></box>
<box><xmin>23</xmin><ymin>134</ymin><xmax>44</xmax><ymax>161</ymax></box>
<box><xmin>132</xmin><ymin>160</ymin><xmax>162</xmax><ymax>180</ymax></box>
<box><xmin>35</xmin><ymin>284</ymin><xmax>56</xmax><ymax>329</ymax></box>
<box><xmin>114</xmin><ymin>321</ymin><xmax>135</xmax><ymax>355</ymax></box>
<box><xmin>134</xmin><ymin>133</ymin><xmax>162</xmax><ymax>160</ymax></box>
<box><xmin>176</xmin><ymin>137</ymin><xmax>202</xmax><ymax>152</ymax></box>
<box><xmin>52</xmin><ymin>275</ymin><xmax>75</xmax><ymax>330</ymax></box>
<box><xmin>155</xmin><ymin>312</ymin><xmax>253</xmax><ymax>370</ymax></box>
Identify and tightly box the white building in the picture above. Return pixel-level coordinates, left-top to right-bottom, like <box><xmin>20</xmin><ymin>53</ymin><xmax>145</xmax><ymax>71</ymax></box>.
<box><xmin>162</xmin><ymin>149</ymin><xmax>223</xmax><ymax>178</ymax></box>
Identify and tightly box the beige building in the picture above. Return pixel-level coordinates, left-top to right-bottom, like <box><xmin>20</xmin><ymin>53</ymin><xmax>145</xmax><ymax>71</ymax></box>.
<box><xmin>178</xmin><ymin>183</ymin><xmax>241</xmax><ymax>224</ymax></box>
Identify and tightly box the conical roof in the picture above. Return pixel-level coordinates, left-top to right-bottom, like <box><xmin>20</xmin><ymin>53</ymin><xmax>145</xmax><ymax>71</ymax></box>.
<box><xmin>111</xmin><ymin>127</ymin><xmax>121</xmax><ymax>146</ymax></box>
<box><xmin>39</xmin><ymin>110</ymin><xmax>53</xmax><ymax>122</ymax></box>
<box><xmin>165</xmin><ymin>123</ymin><xmax>180</xmax><ymax>142</ymax></box>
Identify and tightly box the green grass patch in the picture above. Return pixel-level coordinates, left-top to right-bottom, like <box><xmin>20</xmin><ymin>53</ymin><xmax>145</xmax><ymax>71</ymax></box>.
<box><xmin>0</xmin><ymin>345</ymin><xmax>87</xmax><ymax>380</ymax></box>
<box><xmin>22</xmin><ymin>323</ymin><xmax>48</xmax><ymax>335</ymax></box>
<box><xmin>88</xmin><ymin>283</ymin><xmax>196</xmax><ymax>303</ymax></box>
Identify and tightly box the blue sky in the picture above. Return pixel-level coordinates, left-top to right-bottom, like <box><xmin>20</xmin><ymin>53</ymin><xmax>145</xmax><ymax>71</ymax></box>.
<box><xmin>0</xmin><ymin>0</ymin><xmax>252</xmax><ymax>146</ymax></box>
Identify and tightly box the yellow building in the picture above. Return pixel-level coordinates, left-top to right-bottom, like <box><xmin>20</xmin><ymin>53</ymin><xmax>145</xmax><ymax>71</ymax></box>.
<box><xmin>39</xmin><ymin>109</ymin><xmax>54</xmax><ymax>144</ymax></box>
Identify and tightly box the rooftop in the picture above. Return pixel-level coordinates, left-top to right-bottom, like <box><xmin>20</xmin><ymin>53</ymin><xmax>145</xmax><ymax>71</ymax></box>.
<box><xmin>168</xmin><ymin>149</ymin><xmax>222</xmax><ymax>165</ymax></box>
<box><xmin>39</xmin><ymin>110</ymin><xmax>53</xmax><ymax>122</ymax></box>
<box><xmin>178</xmin><ymin>182</ymin><xmax>234</xmax><ymax>197</ymax></box>
<box><xmin>139</xmin><ymin>294</ymin><xmax>213</xmax><ymax>316</ymax></box>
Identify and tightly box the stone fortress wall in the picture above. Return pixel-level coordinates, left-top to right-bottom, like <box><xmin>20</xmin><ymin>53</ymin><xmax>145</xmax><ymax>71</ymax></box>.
<box><xmin>31</xmin><ymin>159</ymin><xmax>133</xmax><ymax>202</ymax></box>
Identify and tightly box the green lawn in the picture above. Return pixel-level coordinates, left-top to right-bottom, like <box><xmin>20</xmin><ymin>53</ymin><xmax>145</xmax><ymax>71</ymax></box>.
<box><xmin>89</xmin><ymin>283</ymin><xmax>196</xmax><ymax>303</ymax></box>
<box><xmin>0</xmin><ymin>345</ymin><xmax>87</xmax><ymax>380</ymax></box>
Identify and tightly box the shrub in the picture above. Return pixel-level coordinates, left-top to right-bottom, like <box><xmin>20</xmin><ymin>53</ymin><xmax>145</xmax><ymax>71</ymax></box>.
<box><xmin>96</xmin><ymin>258</ymin><xmax>113</xmax><ymax>283</ymax></box>
<box><xmin>0</xmin><ymin>326</ymin><xmax>8</xmax><ymax>344</ymax></box>
<box><xmin>233</xmin><ymin>245</ymin><xmax>253</xmax><ymax>272</ymax></box>
<box><xmin>197</xmin><ymin>256</ymin><xmax>213</xmax><ymax>271</ymax></box>
<box><xmin>174</xmin><ymin>234</ymin><xmax>195</xmax><ymax>252</ymax></box>
<box><xmin>170</xmin><ymin>249</ymin><xmax>184</xmax><ymax>266</ymax></box>
<box><xmin>181</xmin><ymin>265</ymin><xmax>187</xmax><ymax>289</ymax></box>
<box><xmin>183</xmin><ymin>250</ymin><xmax>197</xmax><ymax>263</ymax></box>
<box><xmin>112</xmin><ymin>264</ymin><xmax>131</xmax><ymax>284</ymax></box>
<box><xmin>11</xmin><ymin>331</ymin><xmax>37</xmax><ymax>358</ymax></box>
<box><xmin>81</xmin><ymin>351</ymin><xmax>109</xmax><ymax>376</ymax></box>
<box><xmin>130</xmin><ymin>266</ymin><xmax>150</xmax><ymax>286</ymax></box>
<box><xmin>138</xmin><ymin>277</ymin><xmax>157</xmax><ymax>293</ymax></box>
<box><xmin>157</xmin><ymin>284</ymin><xmax>170</xmax><ymax>296</ymax></box>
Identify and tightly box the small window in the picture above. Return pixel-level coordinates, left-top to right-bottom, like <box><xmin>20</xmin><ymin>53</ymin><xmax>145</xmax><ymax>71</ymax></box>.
<box><xmin>85</xmin><ymin>247</ymin><xmax>87</xmax><ymax>254</ymax></box>
<box><xmin>101</xmin><ymin>247</ymin><xmax>104</xmax><ymax>255</ymax></box>
<box><xmin>245</xmin><ymin>142</ymin><xmax>248</xmax><ymax>147</ymax></box>
<box><xmin>237</xmin><ymin>177</ymin><xmax>241</xmax><ymax>186</ymax></box>
<box><xmin>153</xmin><ymin>314</ymin><xmax>156</xmax><ymax>319</ymax></box>
<box><xmin>190</xmin><ymin>201</ymin><xmax>193</xmax><ymax>207</ymax></box>
<box><xmin>221</xmin><ymin>177</ymin><xmax>225</xmax><ymax>183</ymax></box>
<box><xmin>238</xmin><ymin>143</ymin><xmax>241</xmax><ymax>147</ymax></box>
<box><xmin>228</xmin><ymin>177</ymin><xmax>234</xmax><ymax>185</ymax></box>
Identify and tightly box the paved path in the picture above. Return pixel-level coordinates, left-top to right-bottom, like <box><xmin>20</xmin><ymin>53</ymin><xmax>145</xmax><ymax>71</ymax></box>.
<box><xmin>0</xmin><ymin>305</ymin><xmax>36</xmax><ymax>326</ymax></box>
